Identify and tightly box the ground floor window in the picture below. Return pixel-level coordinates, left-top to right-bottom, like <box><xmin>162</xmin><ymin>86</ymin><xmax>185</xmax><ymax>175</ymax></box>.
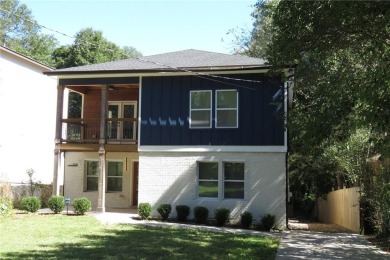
<box><xmin>198</xmin><ymin>162</ymin><xmax>218</xmax><ymax>198</ymax></box>
<box><xmin>223</xmin><ymin>162</ymin><xmax>244</xmax><ymax>199</ymax></box>
<box><xmin>197</xmin><ymin>161</ymin><xmax>245</xmax><ymax>199</ymax></box>
<box><xmin>107</xmin><ymin>161</ymin><xmax>123</xmax><ymax>192</ymax></box>
<box><xmin>85</xmin><ymin>160</ymin><xmax>98</xmax><ymax>191</ymax></box>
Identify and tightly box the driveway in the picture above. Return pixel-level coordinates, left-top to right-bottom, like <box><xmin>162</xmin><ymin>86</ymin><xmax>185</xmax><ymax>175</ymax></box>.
<box><xmin>276</xmin><ymin>231</ymin><xmax>388</xmax><ymax>259</ymax></box>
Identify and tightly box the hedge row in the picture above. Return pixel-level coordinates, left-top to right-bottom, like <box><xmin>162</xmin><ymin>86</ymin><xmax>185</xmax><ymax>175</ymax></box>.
<box><xmin>138</xmin><ymin>202</ymin><xmax>276</xmax><ymax>231</ymax></box>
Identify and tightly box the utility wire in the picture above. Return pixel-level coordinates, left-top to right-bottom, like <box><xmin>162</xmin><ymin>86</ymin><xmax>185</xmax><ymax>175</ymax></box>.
<box><xmin>0</xmin><ymin>6</ymin><xmax>291</xmax><ymax>90</ymax></box>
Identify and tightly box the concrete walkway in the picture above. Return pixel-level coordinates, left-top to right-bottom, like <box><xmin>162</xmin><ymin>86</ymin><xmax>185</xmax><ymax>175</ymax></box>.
<box><xmin>86</xmin><ymin>210</ymin><xmax>388</xmax><ymax>259</ymax></box>
<box><xmin>276</xmin><ymin>230</ymin><xmax>388</xmax><ymax>260</ymax></box>
<box><xmin>88</xmin><ymin>210</ymin><xmax>280</xmax><ymax>237</ymax></box>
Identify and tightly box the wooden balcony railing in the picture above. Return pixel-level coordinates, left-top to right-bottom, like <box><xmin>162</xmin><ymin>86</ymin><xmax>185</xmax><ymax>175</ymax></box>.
<box><xmin>61</xmin><ymin>118</ymin><xmax>138</xmax><ymax>144</ymax></box>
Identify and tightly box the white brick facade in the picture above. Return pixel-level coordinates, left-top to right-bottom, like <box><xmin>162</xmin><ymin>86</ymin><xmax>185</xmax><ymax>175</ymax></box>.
<box><xmin>139</xmin><ymin>151</ymin><xmax>286</xmax><ymax>226</ymax></box>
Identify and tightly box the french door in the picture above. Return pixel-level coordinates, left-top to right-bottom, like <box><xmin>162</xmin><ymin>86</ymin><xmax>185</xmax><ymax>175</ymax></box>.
<box><xmin>107</xmin><ymin>101</ymin><xmax>137</xmax><ymax>141</ymax></box>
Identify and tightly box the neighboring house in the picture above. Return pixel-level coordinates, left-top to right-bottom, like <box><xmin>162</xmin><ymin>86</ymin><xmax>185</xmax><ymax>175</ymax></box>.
<box><xmin>0</xmin><ymin>46</ymin><xmax>57</xmax><ymax>184</ymax></box>
<box><xmin>45</xmin><ymin>49</ymin><xmax>292</xmax><ymax>226</ymax></box>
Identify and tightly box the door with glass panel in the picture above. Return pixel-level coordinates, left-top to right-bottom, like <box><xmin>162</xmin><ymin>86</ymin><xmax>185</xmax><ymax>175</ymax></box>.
<box><xmin>107</xmin><ymin>101</ymin><xmax>137</xmax><ymax>141</ymax></box>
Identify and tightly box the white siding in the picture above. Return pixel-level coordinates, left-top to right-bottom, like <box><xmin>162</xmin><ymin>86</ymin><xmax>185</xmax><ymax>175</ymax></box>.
<box><xmin>0</xmin><ymin>49</ymin><xmax>56</xmax><ymax>183</ymax></box>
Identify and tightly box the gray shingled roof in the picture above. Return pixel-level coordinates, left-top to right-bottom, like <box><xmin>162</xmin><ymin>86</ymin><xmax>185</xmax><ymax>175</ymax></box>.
<box><xmin>49</xmin><ymin>49</ymin><xmax>267</xmax><ymax>74</ymax></box>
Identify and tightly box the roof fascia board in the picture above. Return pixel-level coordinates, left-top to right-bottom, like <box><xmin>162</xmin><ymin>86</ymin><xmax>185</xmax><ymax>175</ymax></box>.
<box><xmin>44</xmin><ymin>65</ymin><xmax>274</xmax><ymax>76</ymax></box>
<box><xmin>52</xmin><ymin>68</ymin><xmax>292</xmax><ymax>81</ymax></box>
<box><xmin>0</xmin><ymin>46</ymin><xmax>53</xmax><ymax>71</ymax></box>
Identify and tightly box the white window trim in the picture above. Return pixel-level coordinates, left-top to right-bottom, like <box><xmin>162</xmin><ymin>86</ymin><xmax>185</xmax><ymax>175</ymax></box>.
<box><xmin>189</xmin><ymin>90</ymin><xmax>212</xmax><ymax>129</ymax></box>
<box><xmin>222</xmin><ymin>161</ymin><xmax>245</xmax><ymax>200</ymax></box>
<box><xmin>84</xmin><ymin>160</ymin><xmax>99</xmax><ymax>192</ymax></box>
<box><xmin>197</xmin><ymin>161</ymin><xmax>220</xmax><ymax>199</ymax></box>
<box><xmin>106</xmin><ymin>160</ymin><xmax>124</xmax><ymax>192</ymax></box>
<box><xmin>196</xmin><ymin>160</ymin><xmax>245</xmax><ymax>200</ymax></box>
<box><xmin>107</xmin><ymin>101</ymin><xmax>138</xmax><ymax>141</ymax></box>
<box><xmin>215</xmin><ymin>89</ymin><xmax>239</xmax><ymax>129</ymax></box>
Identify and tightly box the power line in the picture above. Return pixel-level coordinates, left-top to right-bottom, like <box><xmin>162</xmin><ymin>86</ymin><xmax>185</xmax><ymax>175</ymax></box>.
<box><xmin>0</xmin><ymin>6</ymin><xmax>290</xmax><ymax>89</ymax></box>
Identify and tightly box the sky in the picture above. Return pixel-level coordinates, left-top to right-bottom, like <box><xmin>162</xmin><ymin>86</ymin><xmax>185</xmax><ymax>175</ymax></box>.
<box><xmin>21</xmin><ymin>0</ymin><xmax>256</xmax><ymax>56</ymax></box>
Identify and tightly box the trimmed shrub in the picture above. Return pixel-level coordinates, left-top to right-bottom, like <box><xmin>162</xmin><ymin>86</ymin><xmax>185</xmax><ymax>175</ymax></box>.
<box><xmin>73</xmin><ymin>197</ymin><xmax>91</xmax><ymax>215</ymax></box>
<box><xmin>48</xmin><ymin>195</ymin><xmax>65</xmax><ymax>214</ymax></box>
<box><xmin>261</xmin><ymin>213</ymin><xmax>276</xmax><ymax>231</ymax></box>
<box><xmin>138</xmin><ymin>202</ymin><xmax>152</xmax><ymax>220</ymax></box>
<box><xmin>21</xmin><ymin>196</ymin><xmax>41</xmax><ymax>213</ymax></box>
<box><xmin>194</xmin><ymin>206</ymin><xmax>209</xmax><ymax>224</ymax></box>
<box><xmin>0</xmin><ymin>196</ymin><xmax>13</xmax><ymax>216</ymax></box>
<box><xmin>240</xmin><ymin>211</ymin><xmax>253</xmax><ymax>229</ymax></box>
<box><xmin>157</xmin><ymin>204</ymin><xmax>172</xmax><ymax>221</ymax></box>
<box><xmin>215</xmin><ymin>208</ymin><xmax>230</xmax><ymax>227</ymax></box>
<box><xmin>176</xmin><ymin>205</ymin><xmax>190</xmax><ymax>222</ymax></box>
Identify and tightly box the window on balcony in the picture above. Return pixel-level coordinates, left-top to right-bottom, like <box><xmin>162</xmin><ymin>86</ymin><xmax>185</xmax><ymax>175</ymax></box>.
<box><xmin>107</xmin><ymin>161</ymin><xmax>123</xmax><ymax>192</ymax></box>
<box><xmin>107</xmin><ymin>101</ymin><xmax>137</xmax><ymax>141</ymax></box>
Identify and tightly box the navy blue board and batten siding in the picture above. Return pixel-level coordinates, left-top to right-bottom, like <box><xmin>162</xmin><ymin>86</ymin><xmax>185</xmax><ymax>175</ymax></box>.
<box><xmin>140</xmin><ymin>73</ymin><xmax>285</xmax><ymax>146</ymax></box>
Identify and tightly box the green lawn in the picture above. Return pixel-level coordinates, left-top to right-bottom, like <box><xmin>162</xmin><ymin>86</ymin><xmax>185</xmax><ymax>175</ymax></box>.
<box><xmin>0</xmin><ymin>213</ymin><xmax>279</xmax><ymax>259</ymax></box>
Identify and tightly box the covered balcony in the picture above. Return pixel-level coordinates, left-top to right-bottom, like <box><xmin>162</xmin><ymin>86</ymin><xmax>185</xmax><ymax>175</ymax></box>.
<box><xmin>55</xmin><ymin>82</ymin><xmax>139</xmax><ymax>151</ymax></box>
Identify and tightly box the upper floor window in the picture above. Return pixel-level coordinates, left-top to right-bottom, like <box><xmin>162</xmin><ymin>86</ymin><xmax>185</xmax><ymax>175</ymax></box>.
<box><xmin>190</xmin><ymin>91</ymin><xmax>212</xmax><ymax>128</ymax></box>
<box><xmin>216</xmin><ymin>90</ymin><xmax>238</xmax><ymax>128</ymax></box>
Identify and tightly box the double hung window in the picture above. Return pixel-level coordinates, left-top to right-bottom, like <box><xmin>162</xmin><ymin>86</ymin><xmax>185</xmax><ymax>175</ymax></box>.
<box><xmin>198</xmin><ymin>162</ymin><xmax>219</xmax><ymax>198</ymax></box>
<box><xmin>223</xmin><ymin>162</ymin><xmax>244</xmax><ymax>199</ymax></box>
<box><xmin>190</xmin><ymin>89</ymin><xmax>238</xmax><ymax>129</ymax></box>
<box><xmin>190</xmin><ymin>91</ymin><xmax>212</xmax><ymax>128</ymax></box>
<box><xmin>85</xmin><ymin>160</ymin><xmax>98</xmax><ymax>191</ymax></box>
<box><xmin>197</xmin><ymin>161</ymin><xmax>245</xmax><ymax>199</ymax></box>
<box><xmin>216</xmin><ymin>90</ymin><xmax>238</xmax><ymax>128</ymax></box>
<box><xmin>107</xmin><ymin>161</ymin><xmax>123</xmax><ymax>192</ymax></box>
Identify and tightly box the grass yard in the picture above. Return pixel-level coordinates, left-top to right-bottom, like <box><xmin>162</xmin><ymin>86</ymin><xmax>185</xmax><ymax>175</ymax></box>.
<box><xmin>0</xmin><ymin>213</ymin><xmax>279</xmax><ymax>259</ymax></box>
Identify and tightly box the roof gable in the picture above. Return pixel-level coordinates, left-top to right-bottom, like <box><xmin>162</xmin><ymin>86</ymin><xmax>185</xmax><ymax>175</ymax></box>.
<box><xmin>0</xmin><ymin>46</ymin><xmax>53</xmax><ymax>71</ymax></box>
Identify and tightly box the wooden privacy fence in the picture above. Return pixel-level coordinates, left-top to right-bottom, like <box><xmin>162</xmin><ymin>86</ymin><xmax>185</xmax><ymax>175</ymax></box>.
<box><xmin>317</xmin><ymin>187</ymin><xmax>360</xmax><ymax>233</ymax></box>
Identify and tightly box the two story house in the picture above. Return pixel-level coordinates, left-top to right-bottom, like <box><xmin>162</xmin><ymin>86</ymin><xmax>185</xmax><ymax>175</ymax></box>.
<box><xmin>45</xmin><ymin>49</ymin><xmax>292</xmax><ymax>226</ymax></box>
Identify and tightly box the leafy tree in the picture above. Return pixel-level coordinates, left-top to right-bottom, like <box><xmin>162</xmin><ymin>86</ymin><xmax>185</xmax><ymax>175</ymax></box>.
<box><xmin>0</xmin><ymin>0</ymin><xmax>58</xmax><ymax>66</ymax></box>
<box><xmin>239</xmin><ymin>1</ymin><xmax>390</xmax><ymax>230</ymax></box>
<box><xmin>53</xmin><ymin>28</ymin><xmax>142</xmax><ymax>69</ymax></box>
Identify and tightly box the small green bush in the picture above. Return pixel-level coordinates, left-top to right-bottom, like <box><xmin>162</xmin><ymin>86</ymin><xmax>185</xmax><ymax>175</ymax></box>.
<box><xmin>21</xmin><ymin>196</ymin><xmax>41</xmax><ymax>213</ymax></box>
<box><xmin>73</xmin><ymin>197</ymin><xmax>91</xmax><ymax>215</ymax></box>
<box><xmin>240</xmin><ymin>211</ymin><xmax>253</xmax><ymax>229</ymax></box>
<box><xmin>194</xmin><ymin>206</ymin><xmax>209</xmax><ymax>224</ymax></box>
<box><xmin>0</xmin><ymin>197</ymin><xmax>13</xmax><ymax>216</ymax></box>
<box><xmin>138</xmin><ymin>202</ymin><xmax>152</xmax><ymax>220</ymax></box>
<box><xmin>215</xmin><ymin>208</ymin><xmax>230</xmax><ymax>227</ymax></box>
<box><xmin>48</xmin><ymin>195</ymin><xmax>65</xmax><ymax>214</ymax></box>
<box><xmin>176</xmin><ymin>205</ymin><xmax>190</xmax><ymax>222</ymax></box>
<box><xmin>260</xmin><ymin>213</ymin><xmax>276</xmax><ymax>231</ymax></box>
<box><xmin>157</xmin><ymin>204</ymin><xmax>172</xmax><ymax>221</ymax></box>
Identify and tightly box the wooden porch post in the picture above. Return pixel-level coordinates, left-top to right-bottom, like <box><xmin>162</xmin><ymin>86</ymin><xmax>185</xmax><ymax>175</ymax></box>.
<box><xmin>97</xmin><ymin>86</ymin><xmax>108</xmax><ymax>212</ymax></box>
<box><xmin>53</xmin><ymin>85</ymin><xmax>64</xmax><ymax>195</ymax></box>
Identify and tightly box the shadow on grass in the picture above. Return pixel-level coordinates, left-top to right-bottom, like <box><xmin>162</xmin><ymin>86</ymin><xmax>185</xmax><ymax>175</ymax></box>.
<box><xmin>3</xmin><ymin>224</ymin><xmax>278</xmax><ymax>259</ymax></box>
